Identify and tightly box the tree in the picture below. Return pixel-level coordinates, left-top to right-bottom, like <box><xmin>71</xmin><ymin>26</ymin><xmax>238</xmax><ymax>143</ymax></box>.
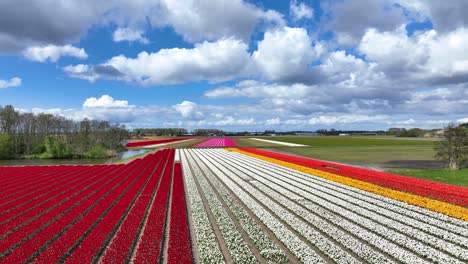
<box><xmin>0</xmin><ymin>133</ymin><xmax>14</xmax><ymax>159</ymax></box>
<box><xmin>435</xmin><ymin>123</ymin><xmax>468</xmax><ymax>169</ymax></box>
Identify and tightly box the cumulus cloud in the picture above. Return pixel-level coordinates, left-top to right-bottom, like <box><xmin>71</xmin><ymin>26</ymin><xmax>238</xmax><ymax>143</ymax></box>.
<box><xmin>0</xmin><ymin>0</ymin><xmax>284</xmax><ymax>53</ymax></box>
<box><xmin>63</xmin><ymin>64</ymin><xmax>101</xmax><ymax>82</ymax></box>
<box><xmin>0</xmin><ymin>77</ymin><xmax>21</xmax><ymax>89</ymax></box>
<box><xmin>83</xmin><ymin>95</ymin><xmax>132</xmax><ymax>108</ymax></box>
<box><xmin>31</xmin><ymin>95</ymin><xmax>139</xmax><ymax>123</ymax></box>
<box><xmin>290</xmin><ymin>0</ymin><xmax>313</xmax><ymax>21</ymax></box>
<box><xmin>153</xmin><ymin>0</ymin><xmax>285</xmax><ymax>42</ymax></box>
<box><xmin>205</xmin><ymin>80</ymin><xmax>311</xmax><ymax>99</ymax></box>
<box><xmin>22</xmin><ymin>44</ymin><xmax>87</xmax><ymax>62</ymax></box>
<box><xmin>324</xmin><ymin>0</ymin><xmax>406</xmax><ymax>45</ymax></box>
<box><xmin>253</xmin><ymin>27</ymin><xmax>324</xmax><ymax>83</ymax></box>
<box><xmin>173</xmin><ymin>101</ymin><xmax>204</xmax><ymax>120</ymax></box>
<box><xmin>113</xmin><ymin>27</ymin><xmax>148</xmax><ymax>44</ymax></box>
<box><xmin>359</xmin><ymin>27</ymin><xmax>468</xmax><ymax>84</ymax></box>
<box><xmin>65</xmin><ymin>38</ymin><xmax>252</xmax><ymax>85</ymax></box>
<box><xmin>396</xmin><ymin>0</ymin><xmax>468</xmax><ymax>33</ymax></box>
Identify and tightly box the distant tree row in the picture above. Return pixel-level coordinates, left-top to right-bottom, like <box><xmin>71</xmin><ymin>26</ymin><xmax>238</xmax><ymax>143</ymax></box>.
<box><xmin>133</xmin><ymin>128</ymin><xmax>188</xmax><ymax>137</ymax></box>
<box><xmin>0</xmin><ymin>105</ymin><xmax>128</xmax><ymax>159</ymax></box>
<box><xmin>192</xmin><ymin>129</ymin><xmax>224</xmax><ymax>136</ymax></box>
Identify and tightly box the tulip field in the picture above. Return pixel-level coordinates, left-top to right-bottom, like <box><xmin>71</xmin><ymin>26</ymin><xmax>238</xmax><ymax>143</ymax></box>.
<box><xmin>195</xmin><ymin>138</ymin><xmax>238</xmax><ymax>148</ymax></box>
<box><xmin>0</xmin><ymin>149</ymin><xmax>191</xmax><ymax>263</ymax></box>
<box><xmin>1</xmin><ymin>146</ymin><xmax>467</xmax><ymax>263</ymax></box>
<box><xmin>126</xmin><ymin>137</ymin><xmax>192</xmax><ymax>148</ymax></box>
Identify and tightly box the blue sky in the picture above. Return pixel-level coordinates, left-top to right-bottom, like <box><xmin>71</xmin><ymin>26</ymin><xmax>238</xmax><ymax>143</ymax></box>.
<box><xmin>1</xmin><ymin>0</ymin><xmax>468</xmax><ymax>131</ymax></box>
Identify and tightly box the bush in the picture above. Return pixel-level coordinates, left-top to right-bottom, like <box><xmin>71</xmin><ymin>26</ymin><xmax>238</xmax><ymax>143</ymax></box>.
<box><xmin>33</xmin><ymin>144</ymin><xmax>47</xmax><ymax>154</ymax></box>
<box><xmin>83</xmin><ymin>145</ymin><xmax>108</xmax><ymax>158</ymax></box>
<box><xmin>45</xmin><ymin>136</ymin><xmax>73</xmax><ymax>159</ymax></box>
<box><xmin>0</xmin><ymin>133</ymin><xmax>14</xmax><ymax>159</ymax></box>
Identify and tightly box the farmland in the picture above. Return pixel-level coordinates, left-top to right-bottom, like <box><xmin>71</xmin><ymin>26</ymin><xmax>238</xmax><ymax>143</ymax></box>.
<box><xmin>126</xmin><ymin>137</ymin><xmax>193</xmax><ymax>148</ymax></box>
<box><xmin>234</xmin><ymin>137</ymin><xmax>438</xmax><ymax>171</ymax></box>
<box><xmin>1</xmin><ymin>145</ymin><xmax>467</xmax><ymax>263</ymax></box>
<box><xmin>195</xmin><ymin>138</ymin><xmax>238</xmax><ymax>148</ymax></box>
<box><xmin>0</xmin><ymin>149</ymin><xmax>191</xmax><ymax>263</ymax></box>
<box><xmin>246</xmin><ymin>136</ymin><xmax>435</xmax><ymax>146</ymax></box>
<box><xmin>181</xmin><ymin>148</ymin><xmax>467</xmax><ymax>263</ymax></box>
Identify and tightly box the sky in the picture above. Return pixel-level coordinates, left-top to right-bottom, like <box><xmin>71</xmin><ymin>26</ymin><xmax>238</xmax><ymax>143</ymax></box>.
<box><xmin>1</xmin><ymin>0</ymin><xmax>468</xmax><ymax>131</ymax></box>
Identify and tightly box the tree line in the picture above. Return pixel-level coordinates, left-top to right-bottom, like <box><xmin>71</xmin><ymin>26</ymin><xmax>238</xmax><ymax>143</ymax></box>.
<box><xmin>133</xmin><ymin>128</ymin><xmax>188</xmax><ymax>137</ymax></box>
<box><xmin>0</xmin><ymin>105</ymin><xmax>128</xmax><ymax>159</ymax></box>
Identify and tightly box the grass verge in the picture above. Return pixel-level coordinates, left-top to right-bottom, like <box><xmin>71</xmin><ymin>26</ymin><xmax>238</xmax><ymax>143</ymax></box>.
<box><xmin>389</xmin><ymin>168</ymin><xmax>468</xmax><ymax>187</ymax></box>
<box><xmin>275</xmin><ymin>146</ymin><xmax>436</xmax><ymax>165</ymax></box>
<box><xmin>256</xmin><ymin>136</ymin><xmax>435</xmax><ymax>146</ymax></box>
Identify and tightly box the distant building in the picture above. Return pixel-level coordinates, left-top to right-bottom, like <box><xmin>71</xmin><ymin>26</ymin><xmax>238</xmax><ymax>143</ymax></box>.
<box><xmin>338</xmin><ymin>133</ymin><xmax>350</xmax><ymax>136</ymax></box>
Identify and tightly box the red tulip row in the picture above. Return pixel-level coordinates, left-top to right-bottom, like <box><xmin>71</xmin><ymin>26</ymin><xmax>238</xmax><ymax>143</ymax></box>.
<box><xmin>0</xmin><ymin>165</ymin><xmax>117</xmax><ymax>240</ymax></box>
<box><xmin>1</xmin><ymin>155</ymin><xmax>150</xmax><ymax>263</ymax></box>
<box><xmin>167</xmin><ymin>162</ymin><xmax>192</xmax><ymax>263</ymax></box>
<box><xmin>126</xmin><ymin>138</ymin><xmax>191</xmax><ymax>148</ymax></box>
<box><xmin>0</xmin><ymin>149</ymin><xmax>193</xmax><ymax>263</ymax></box>
<box><xmin>0</xmin><ymin>165</ymin><xmax>118</xmax><ymax>223</ymax></box>
<box><xmin>99</xmin><ymin>150</ymin><xmax>170</xmax><ymax>263</ymax></box>
<box><xmin>239</xmin><ymin>148</ymin><xmax>468</xmax><ymax>206</ymax></box>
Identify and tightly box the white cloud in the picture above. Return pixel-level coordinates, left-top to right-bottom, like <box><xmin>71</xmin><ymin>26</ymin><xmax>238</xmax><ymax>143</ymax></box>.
<box><xmin>154</xmin><ymin>0</ymin><xmax>285</xmax><ymax>42</ymax></box>
<box><xmin>66</xmin><ymin>38</ymin><xmax>252</xmax><ymax>85</ymax></box>
<box><xmin>22</xmin><ymin>44</ymin><xmax>87</xmax><ymax>62</ymax></box>
<box><xmin>0</xmin><ymin>77</ymin><xmax>21</xmax><ymax>89</ymax></box>
<box><xmin>173</xmin><ymin>101</ymin><xmax>204</xmax><ymax>120</ymax></box>
<box><xmin>113</xmin><ymin>27</ymin><xmax>148</xmax><ymax>44</ymax></box>
<box><xmin>265</xmin><ymin>117</ymin><xmax>281</xmax><ymax>126</ymax></box>
<box><xmin>290</xmin><ymin>0</ymin><xmax>313</xmax><ymax>21</ymax></box>
<box><xmin>83</xmin><ymin>95</ymin><xmax>132</xmax><ymax>108</ymax></box>
<box><xmin>396</xmin><ymin>0</ymin><xmax>468</xmax><ymax>33</ymax></box>
<box><xmin>205</xmin><ymin>80</ymin><xmax>311</xmax><ymax>99</ymax></box>
<box><xmin>0</xmin><ymin>0</ymin><xmax>284</xmax><ymax>53</ymax></box>
<box><xmin>324</xmin><ymin>0</ymin><xmax>406</xmax><ymax>45</ymax></box>
<box><xmin>253</xmin><ymin>27</ymin><xmax>323</xmax><ymax>83</ymax></box>
<box><xmin>359</xmin><ymin>27</ymin><xmax>468</xmax><ymax>84</ymax></box>
<box><xmin>63</xmin><ymin>64</ymin><xmax>100</xmax><ymax>82</ymax></box>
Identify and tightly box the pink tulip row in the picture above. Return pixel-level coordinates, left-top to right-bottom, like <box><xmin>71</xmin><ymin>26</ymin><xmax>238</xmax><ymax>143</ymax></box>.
<box><xmin>195</xmin><ymin>138</ymin><xmax>238</xmax><ymax>148</ymax></box>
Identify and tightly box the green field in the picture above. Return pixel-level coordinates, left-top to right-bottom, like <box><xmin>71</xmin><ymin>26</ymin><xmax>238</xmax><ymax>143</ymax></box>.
<box><xmin>390</xmin><ymin>169</ymin><xmax>468</xmax><ymax>187</ymax></box>
<box><xmin>258</xmin><ymin>136</ymin><xmax>435</xmax><ymax>146</ymax></box>
<box><xmin>273</xmin><ymin>146</ymin><xmax>436</xmax><ymax>165</ymax></box>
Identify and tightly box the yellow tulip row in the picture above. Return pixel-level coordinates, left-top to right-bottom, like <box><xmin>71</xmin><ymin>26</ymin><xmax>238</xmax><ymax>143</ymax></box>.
<box><xmin>227</xmin><ymin>148</ymin><xmax>468</xmax><ymax>221</ymax></box>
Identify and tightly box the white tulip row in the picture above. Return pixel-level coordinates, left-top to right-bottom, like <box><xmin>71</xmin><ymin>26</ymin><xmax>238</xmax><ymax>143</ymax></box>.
<box><xmin>195</xmin><ymin>149</ymin><xmax>357</xmax><ymax>263</ymax></box>
<box><xmin>209</xmin><ymin>150</ymin><xmax>419</xmax><ymax>263</ymax></box>
<box><xmin>219</xmin><ymin>150</ymin><xmax>468</xmax><ymax>261</ymax></box>
<box><xmin>179</xmin><ymin>151</ymin><xmax>224</xmax><ymax>263</ymax></box>
<box><xmin>182</xmin><ymin>150</ymin><xmax>257</xmax><ymax>263</ymax></box>
<box><xmin>186</xmin><ymin>150</ymin><xmax>327</xmax><ymax>263</ymax></box>
<box><xmin>181</xmin><ymin>149</ymin><xmax>468</xmax><ymax>264</ymax></box>
<box><xmin>181</xmin><ymin>149</ymin><xmax>289</xmax><ymax>263</ymax></box>
<box><xmin>226</xmin><ymin>150</ymin><xmax>468</xmax><ymax>238</ymax></box>
<box><xmin>214</xmin><ymin>150</ymin><xmax>465</xmax><ymax>263</ymax></box>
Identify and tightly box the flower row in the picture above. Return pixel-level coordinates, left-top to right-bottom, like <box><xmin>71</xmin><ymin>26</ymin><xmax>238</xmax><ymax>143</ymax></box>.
<box><xmin>126</xmin><ymin>137</ymin><xmax>191</xmax><ymax>148</ymax></box>
<box><xmin>1</xmin><ymin>149</ymin><xmax>193</xmax><ymax>263</ymax></box>
<box><xmin>183</xmin><ymin>149</ymin><xmax>288</xmax><ymax>263</ymax></box>
<box><xmin>222</xmin><ymin>151</ymin><xmax>467</xmax><ymax>262</ymax></box>
<box><xmin>195</xmin><ymin>138</ymin><xmax>238</xmax><ymax>148</ymax></box>
<box><xmin>183</xmin><ymin>149</ymin><xmax>467</xmax><ymax>264</ymax></box>
<box><xmin>233</xmin><ymin>148</ymin><xmax>468</xmax><ymax>218</ymax></box>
